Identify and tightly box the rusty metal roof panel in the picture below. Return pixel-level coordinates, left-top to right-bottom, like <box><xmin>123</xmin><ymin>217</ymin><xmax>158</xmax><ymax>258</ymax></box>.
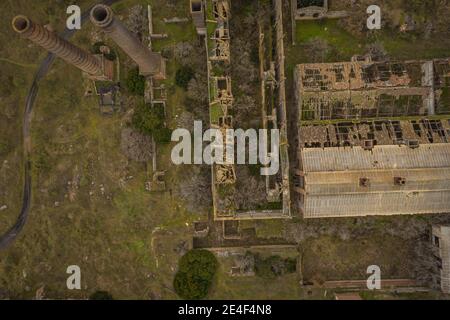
<box><xmin>304</xmin><ymin>168</ymin><xmax>450</xmax><ymax>194</ymax></box>
<box><xmin>303</xmin><ymin>190</ymin><xmax>450</xmax><ymax>218</ymax></box>
<box><xmin>301</xmin><ymin>144</ymin><xmax>450</xmax><ymax>172</ymax></box>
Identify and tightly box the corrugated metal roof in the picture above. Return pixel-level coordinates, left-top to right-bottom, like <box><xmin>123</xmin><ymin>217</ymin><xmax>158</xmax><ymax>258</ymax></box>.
<box><xmin>301</xmin><ymin>144</ymin><xmax>450</xmax><ymax>172</ymax></box>
<box><xmin>304</xmin><ymin>168</ymin><xmax>450</xmax><ymax>194</ymax></box>
<box><xmin>303</xmin><ymin>190</ymin><xmax>450</xmax><ymax>218</ymax></box>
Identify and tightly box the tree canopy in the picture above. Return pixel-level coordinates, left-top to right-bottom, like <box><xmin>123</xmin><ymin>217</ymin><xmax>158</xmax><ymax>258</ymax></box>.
<box><xmin>173</xmin><ymin>249</ymin><xmax>218</xmax><ymax>300</ymax></box>
<box><xmin>175</xmin><ymin>66</ymin><xmax>195</xmax><ymax>90</ymax></box>
<box><xmin>131</xmin><ymin>103</ymin><xmax>171</xmax><ymax>144</ymax></box>
<box><xmin>89</xmin><ymin>290</ymin><xmax>114</xmax><ymax>300</ymax></box>
<box><xmin>125</xmin><ymin>67</ymin><xmax>146</xmax><ymax>96</ymax></box>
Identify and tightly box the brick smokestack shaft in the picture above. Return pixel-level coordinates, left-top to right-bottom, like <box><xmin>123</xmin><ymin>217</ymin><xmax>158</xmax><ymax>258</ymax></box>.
<box><xmin>90</xmin><ymin>4</ymin><xmax>164</xmax><ymax>77</ymax></box>
<box><xmin>12</xmin><ymin>15</ymin><xmax>103</xmax><ymax>76</ymax></box>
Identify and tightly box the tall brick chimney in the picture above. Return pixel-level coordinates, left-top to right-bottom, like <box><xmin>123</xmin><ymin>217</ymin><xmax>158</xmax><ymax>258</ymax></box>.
<box><xmin>90</xmin><ymin>4</ymin><xmax>165</xmax><ymax>79</ymax></box>
<box><xmin>12</xmin><ymin>15</ymin><xmax>105</xmax><ymax>78</ymax></box>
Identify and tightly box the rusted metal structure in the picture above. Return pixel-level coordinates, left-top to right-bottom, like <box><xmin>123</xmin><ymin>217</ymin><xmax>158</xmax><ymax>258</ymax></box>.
<box><xmin>294</xmin><ymin>58</ymin><xmax>450</xmax><ymax>219</ymax></box>
<box><xmin>293</xmin><ymin>58</ymin><xmax>450</xmax><ymax>122</ymax></box>
<box><xmin>12</xmin><ymin>15</ymin><xmax>110</xmax><ymax>80</ymax></box>
<box><xmin>90</xmin><ymin>4</ymin><xmax>165</xmax><ymax>79</ymax></box>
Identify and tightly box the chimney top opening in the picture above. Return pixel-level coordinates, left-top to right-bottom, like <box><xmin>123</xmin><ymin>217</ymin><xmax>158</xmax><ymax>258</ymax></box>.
<box><xmin>92</xmin><ymin>6</ymin><xmax>109</xmax><ymax>22</ymax></box>
<box><xmin>13</xmin><ymin>16</ymin><xmax>30</xmax><ymax>32</ymax></box>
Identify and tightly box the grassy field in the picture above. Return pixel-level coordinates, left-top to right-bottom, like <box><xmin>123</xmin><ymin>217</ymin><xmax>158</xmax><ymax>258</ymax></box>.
<box><xmin>210</xmin><ymin>248</ymin><xmax>301</xmax><ymax>300</ymax></box>
<box><xmin>0</xmin><ymin>0</ymin><xmax>303</xmax><ymax>300</ymax></box>
<box><xmin>301</xmin><ymin>235</ymin><xmax>415</xmax><ymax>283</ymax></box>
<box><xmin>0</xmin><ymin>0</ymin><xmax>205</xmax><ymax>300</ymax></box>
<box><xmin>287</xmin><ymin>15</ymin><xmax>450</xmax><ymax>73</ymax></box>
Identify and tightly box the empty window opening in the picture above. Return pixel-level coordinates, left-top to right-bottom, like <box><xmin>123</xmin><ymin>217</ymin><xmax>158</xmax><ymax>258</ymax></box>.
<box><xmin>433</xmin><ymin>235</ymin><xmax>440</xmax><ymax>247</ymax></box>
<box><xmin>191</xmin><ymin>1</ymin><xmax>202</xmax><ymax>12</ymax></box>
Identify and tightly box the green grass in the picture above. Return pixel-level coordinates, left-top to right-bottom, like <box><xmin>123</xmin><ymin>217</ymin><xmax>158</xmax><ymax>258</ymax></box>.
<box><xmin>210</xmin><ymin>102</ymin><xmax>223</xmax><ymax>124</ymax></box>
<box><xmin>295</xmin><ymin>20</ymin><xmax>365</xmax><ymax>59</ymax></box>
<box><xmin>438</xmin><ymin>86</ymin><xmax>450</xmax><ymax>114</ymax></box>
<box><xmin>210</xmin><ymin>262</ymin><xmax>300</xmax><ymax>300</ymax></box>
<box><xmin>375</xmin><ymin>32</ymin><xmax>450</xmax><ymax>60</ymax></box>
<box><xmin>254</xmin><ymin>220</ymin><xmax>285</xmax><ymax>239</ymax></box>
<box><xmin>0</xmin><ymin>0</ymin><xmax>205</xmax><ymax>300</ymax></box>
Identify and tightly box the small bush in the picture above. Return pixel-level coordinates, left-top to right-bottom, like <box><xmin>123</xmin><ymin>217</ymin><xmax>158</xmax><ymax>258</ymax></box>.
<box><xmin>89</xmin><ymin>291</ymin><xmax>114</xmax><ymax>300</ymax></box>
<box><xmin>92</xmin><ymin>42</ymin><xmax>116</xmax><ymax>61</ymax></box>
<box><xmin>0</xmin><ymin>141</ymin><xmax>11</xmax><ymax>155</ymax></box>
<box><xmin>125</xmin><ymin>68</ymin><xmax>146</xmax><ymax>96</ymax></box>
<box><xmin>153</xmin><ymin>127</ymin><xmax>172</xmax><ymax>144</ymax></box>
<box><xmin>254</xmin><ymin>254</ymin><xmax>296</xmax><ymax>279</ymax></box>
<box><xmin>173</xmin><ymin>249</ymin><xmax>218</xmax><ymax>300</ymax></box>
<box><xmin>131</xmin><ymin>103</ymin><xmax>171</xmax><ymax>144</ymax></box>
<box><xmin>33</xmin><ymin>148</ymin><xmax>51</xmax><ymax>172</ymax></box>
<box><xmin>175</xmin><ymin>66</ymin><xmax>195</xmax><ymax>90</ymax></box>
<box><xmin>248</xmin><ymin>164</ymin><xmax>262</xmax><ymax>176</ymax></box>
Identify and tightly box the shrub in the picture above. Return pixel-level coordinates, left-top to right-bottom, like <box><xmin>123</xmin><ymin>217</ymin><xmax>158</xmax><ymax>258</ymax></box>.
<box><xmin>125</xmin><ymin>68</ymin><xmax>146</xmax><ymax>96</ymax></box>
<box><xmin>92</xmin><ymin>42</ymin><xmax>116</xmax><ymax>61</ymax></box>
<box><xmin>173</xmin><ymin>250</ymin><xmax>218</xmax><ymax>300</ymax></box>
<box><xmin>131</xmin><ymin>103</ymin><xmax>171</xmax><ymax>144</ymax></box>
<box><xmin>89</xmin><ymin>291</ymin><xmax>114</xmax><ymax>300</ymax></box>
<box><xmin>153</xmin><ymin>127</ymin><xmax>172</xmax><ymax>144</ymax></box>
<box><xmin>0</xmin><ymin>141</ymin><xmax>10</xmax><ymax>155</ymax></box>
<box><xmin>175</xmin><ymin>66</ymin><xmax>195</xmax><ymax>90</ymax></box>
<box><xmin>254</xmin><ymin>254</ymin><xmax>296</xmax><ymax>279</ymax></box>
<box><xmin>248</xmin><ymin>164</ymin><xmax>262</xmax><ymax>176</ymax></box>
<box><xmin>33</xmin><ymin>148</ymin><xmax>51</xmax><ymax>172</ymax></box>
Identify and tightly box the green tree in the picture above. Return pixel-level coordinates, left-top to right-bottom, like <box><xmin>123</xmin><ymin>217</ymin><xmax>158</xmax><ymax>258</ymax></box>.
<box><xmin>153</xmin><ymin>127</ymin><xmax>172</xmax><ymax>144</ymax></box>
<box><xmin>175</xmin><ymin>66</ymin><xmax>195</xmax><ymax>90</ymax></box>
<box><xmin>173</xmin><ymin>250</ymin><xmax>218</xmax><ymax>300</ymax></box>
<box><xmin>126</xmin><ymin>68</ymin><xmax>146</xmax><ymax>96</ymax></box>
<box><xmin>131</xmin><ymin>103</ymin><xmax>171</xmax><ymax>144</ymax></box>
<box><xmin>89</xmin><ymin>291</ymin><xmax>114</xmax><ymax>300</ymax></box>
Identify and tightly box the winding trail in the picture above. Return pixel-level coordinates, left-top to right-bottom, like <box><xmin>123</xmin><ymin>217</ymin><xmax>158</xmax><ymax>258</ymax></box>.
<box><xmin>0</xmin><ymin>0</ymin><xmax>121</xmax><ymax>250</ymax></box>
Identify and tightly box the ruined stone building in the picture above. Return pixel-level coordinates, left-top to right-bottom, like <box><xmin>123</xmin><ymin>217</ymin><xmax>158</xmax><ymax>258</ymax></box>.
<box><xmin>291</xmin><ymin>0</ymin><xmax>347</xmax><ymax>20</ymax></box>
<box><xmin>190</xmin><ymin>0</ymin><xmax>206</xmax><ymax>36</ymax></box>
<box><xmin>203</xmin><ymin>0</ymin><xmax>290</xmax><ymax>223</ymax></box>
<box><xmin>431</xmin><ymin>225</ymin><xmax>450</xmax><ymax>294</ymax></box>
<box><xmin>294</xmin><ymin>58</ymin><xmax>450</xmax><ymax>218</ymax></box>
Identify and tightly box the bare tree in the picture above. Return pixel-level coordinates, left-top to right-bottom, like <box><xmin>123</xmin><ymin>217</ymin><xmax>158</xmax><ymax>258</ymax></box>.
<box><xmin>120</xmin><ymin>128</ymin><xmax>153</xmax><ymax>162</ymax></box>
<box><xmin>175</xmin><ymin>165</ymin><xmax>212</xmax><ymax>213</ymax></box>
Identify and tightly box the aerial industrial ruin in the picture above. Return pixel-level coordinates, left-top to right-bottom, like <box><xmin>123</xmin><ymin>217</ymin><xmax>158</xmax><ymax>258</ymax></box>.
<box><xmin>12</xmin><ymin>4</ymin><xmax>165</xmax><ymax>82</ymax></box>
<box><xmin>4</xmin><ymin>0</ymin><xmax>450</xmax><ymax>300</ymax></box>
<box><xmin>188</xmin><ymin>0</ymin><xmax>450</xmax><ymax>231</ymax></box>
<box><xmin>294</xmin><ymin>57</ymin><xmax>450</xmax><ymax>218</ymax></box>
<box><xmin>189</xmin><ymin>0</ymin><xmax>291</xmax><ymax>223</ymax></box>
